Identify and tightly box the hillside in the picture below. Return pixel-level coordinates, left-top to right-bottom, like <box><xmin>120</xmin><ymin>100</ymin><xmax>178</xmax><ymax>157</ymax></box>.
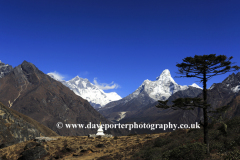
<box><xmin>0</xmin><ymin>102</ymin><xmax>58</xmax><ymax>149</ymax></box>
<box><xmin>0</xmin><ymin>60</ymin><xmax>128</xmax><ymax>136</ymax></box>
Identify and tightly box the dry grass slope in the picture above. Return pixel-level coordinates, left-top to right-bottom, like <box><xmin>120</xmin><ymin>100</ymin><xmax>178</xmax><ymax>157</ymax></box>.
<box><xmin>1</xmin><ymin>114</ymin><xmax>240</xmax><ymax>160</ymax></box>
<box><xmin>0</xmin><ymin>133</ymin><xmax>168</xmax><ymax>160</ymax></box>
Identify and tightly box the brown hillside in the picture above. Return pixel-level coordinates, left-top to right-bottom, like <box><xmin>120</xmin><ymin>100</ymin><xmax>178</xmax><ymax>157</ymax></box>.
<box><xmin>0</xmin><ymin>60</ymin><xmax>128</xmax><ymax>136</ymax></box>
<box><xmin>0</xmin><ymin>102</ymin><xmax>58</xmax><ymax>148</ymax></box>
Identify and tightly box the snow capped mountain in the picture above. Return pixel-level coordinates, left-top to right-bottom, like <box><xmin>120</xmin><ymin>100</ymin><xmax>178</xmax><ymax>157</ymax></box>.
<box><xmin>128</xmin><ymin>69</ymin><xmax>202</xmax><ymax>101</ymax></box>
<box><xmin>99</xmin><ymin>69</ymin><xmax>203</xmax><ymax>122</ymax></box>
<box><xmin>189</xmin><ymin>83</ymin><xmax>203</xmax><ymax>89</ymax></box>
<box><xmin>0</xmin><ymin>60</ymin><xmax>13</xmax><ymax>78</ymax></box>
<box><xmin>47</xmin><ymin>74</ymin><xmax>122</xmax><ymax>108</ymax></box>
<box><xmin>208</xmin><ymin>73</ymin><xmax>240</xmax><ymax>93</ymax></box>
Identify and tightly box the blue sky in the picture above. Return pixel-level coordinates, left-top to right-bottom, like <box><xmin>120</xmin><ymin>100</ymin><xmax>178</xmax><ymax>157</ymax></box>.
<box><xmin>1</xmin><ymin>0</ymin><xmax>240</xmax><ymax>98</ymax></box>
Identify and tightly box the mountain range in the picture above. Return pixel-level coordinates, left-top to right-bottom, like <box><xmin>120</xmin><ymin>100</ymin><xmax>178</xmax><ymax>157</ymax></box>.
<box><xmin>98</xmin><ymin>69</ymin><xmax>203</xmax><ymax>123</ymax></box>
<box><xmin>120</xmin><ymin>72</ymin><xmax>240</xmax><ymax>134</ymax></box>
<box><xmin>1</xmin><ymin>59</ymin><xmax>239</xmax><ymax>137</ymax></box>
<box><xmin>49</xmin><ymin>68</ymin><xmax>204</xmax><ymax>124</ymax></box>
<box><xmin>0</xmin><ymin>60</ymin><xmax>128</xmax><ymax>137</ymax></box>
<box><xmin>47</xmin><ymin>74</ymin><xmax>122</xmax><ymax>108</ymax></box>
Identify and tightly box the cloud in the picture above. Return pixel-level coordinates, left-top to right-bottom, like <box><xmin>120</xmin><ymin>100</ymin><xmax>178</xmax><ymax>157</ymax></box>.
<box><xmin>93</xmin><ymin>78</ymin><xmax>120</xmax><ymax>90</ymax></box>
<box><xmin>47</xmin><ymin>71</ymin><xmax>65</xmax><ymax>81</ymax></box>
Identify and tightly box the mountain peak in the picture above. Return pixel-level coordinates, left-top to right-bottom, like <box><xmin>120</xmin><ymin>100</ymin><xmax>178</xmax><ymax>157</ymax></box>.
<box><xmin>223</xmin><ymin>73</ymin><xmax>238</xmax><ymax>85</ymax></box>
<box><xmin>189</xmin><ymin>83</ymin><xmax>202</xmax><ymax>89</ymax></box>
<box><xmin>57</xmin><ymin>76</ymin><xmax>122</xmax><ymax>108</ymax></box>
<box><xmin>72</xmin><ymin>75</ymin><xmax>81</xmax><ymax>80</ymax></box>
<box><xmin>22</xmin><ymin>60</ymin><xmax>29</xmax><ymax>64</ymax></box>
<box><xmin>156</xmin><ymin>69</ymin><xmax>175</xmax><ymax>83</ymax></box>
<box><xmin>71</xmin><ymin>76</ymin><xmax>89</xmax><ymax>83</ymax></box>
<box><xmin>156</xmin><ymin>69</ymin><xmax>171</xmax><ymax>81</ymax></box>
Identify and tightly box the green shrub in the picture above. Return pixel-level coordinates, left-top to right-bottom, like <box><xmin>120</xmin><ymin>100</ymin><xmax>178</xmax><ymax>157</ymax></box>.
<box><xmin>224</xmin><ymin>140</ymin><xmax>237</xmax><ymax>150</ymax></box>
<box><xmin>209</xmin><ymin>129</ymin><xmax>220</xmax><ymax>140</ymax></box>
<box><xmin>142</xmin><ymin>147</ymin><xmax>162</xmax><ymax>160</ymax></box>
<box><xmin>234</xmin><ymin>135</ymin><xmax>240</xmax><ymax>145</ymax></box>
<box><xmin>162</xmin><ymin>142</ymin><xmax>207</xmax><ymax>160</ymax></box>
<box><xmin>185</xmin><ymin>128</ymin><xmax>203</xmax><ymax>140</ymax></box>
<box><xmin>223</xmin><ymin>149</ymin><xmax>240</xmax><ymax>160</ymax></box>
<box><xmin>207</xmin><ymin>120</ymin><xmax>216</xmax><ymax>129</ymax></box>
<box><xmin>217</xmin><ymin>123</ymin><xmax>228</xmax><ymax>135</ymax></box>
<box><xmin>209</xmin><ymin>141</ymin><xmax>225</xmax><ymax>153</ymax></box>
<box><xmin>132</xmin><ymin>151</ymin><xmax>142</xmax><ymax>158</ymax></box>
<box><xmin>162</xmin><ymin>140</ymin><xmax>181</xmax><ymax>152</ymax></box>
<box><xmin>154</xmin><ymin>137</ymin><xmax>171</xmax><ymax>148</ymax></box>
<box><xmin>226</xmin><ymin>116</ymin><xmax>240</xmax><ymax>133</ymax></box>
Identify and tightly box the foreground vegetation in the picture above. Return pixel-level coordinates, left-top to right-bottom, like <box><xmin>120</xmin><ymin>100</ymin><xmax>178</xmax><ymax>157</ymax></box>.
<box><xmin>0</xmin><ymin>116</ymin><xmax>239</xmax><ymax>159</ymax></box>
<box><xmin>131</xmin><ymin>116</ymin><xmax>240</xmax><ymax>160</ymax></box>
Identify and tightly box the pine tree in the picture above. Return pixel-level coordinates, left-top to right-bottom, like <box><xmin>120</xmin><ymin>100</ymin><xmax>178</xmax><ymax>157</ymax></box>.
<box><xmin>156</xmin><ymin>54</ymin><xmax>240</xmax><ymax>155</ymax></box>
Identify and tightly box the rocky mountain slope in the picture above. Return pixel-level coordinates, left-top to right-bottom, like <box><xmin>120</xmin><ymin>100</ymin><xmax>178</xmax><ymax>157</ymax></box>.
<box><xmin>119</xmin><ymin>86</ymin><xmax>203</xmax><ymax>134</ymax></box>
<box><xmin>203</xmin><ymin>72</ymin><xmax>240</xmax><ymax>119</ymax></box>
<box><xmin>120</xmin><ymin>72</ymin><xmax>240</xmax><ymax>134</ymax></box>
<box><xmin>0</xmin><ymin>60</ymin><xmax>128</xmax><ymax>136</ymax></box>
<box><xmin>98</xmin><ymin>69</ymin><xmax>202</xmax><ymax>123</ymax></box>
<box><xmin>0</xmin><ymin>102</ymin><xmax>58</xmax><ymax>149</ymax></box>
<box><xmin>47</xmin><ymin>74</ymin><xmax>122</xmax><ymax>108</ymax></box>
<box><xmin>120</xmin><ymin>86</ymin><xmax>203</xmax><ymax>123</ymax></box>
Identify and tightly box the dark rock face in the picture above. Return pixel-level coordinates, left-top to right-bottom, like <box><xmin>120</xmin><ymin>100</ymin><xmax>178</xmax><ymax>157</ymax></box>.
<box><xmin>167</xmin><ymin>86</ymin><xmax>203</xmax><ymax>105</ymax></box>
<box><xmin>0</xmin><ymin>60</ymin><xmax>13</xmax><ymax>78</ymax></box>
<box><xmin>202</xmin><ymin>72</ymin><xmax>240</xmax><ymax>119</ymax></box>
<box><xmin>0</xmin><ymin>60</ymin><xmax>128</xmax><ymax>136</ymax></box>
<box><xmin>0</xmin><ymin>102</ymin><xmax>58</xmax><ymax>149</ymax></box>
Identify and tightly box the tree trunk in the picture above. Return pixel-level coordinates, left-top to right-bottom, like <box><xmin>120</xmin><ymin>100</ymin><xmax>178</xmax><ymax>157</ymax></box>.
<box><xmin>203</xmin><ymin>71</ymin><xmax>209</xmax><ymax>155</ymax></box>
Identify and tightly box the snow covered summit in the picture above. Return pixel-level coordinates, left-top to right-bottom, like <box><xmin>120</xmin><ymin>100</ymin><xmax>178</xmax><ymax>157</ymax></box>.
<box><xmin>128</xmin><ymin>69</ymin><xmax>202</xmax><ymax>101</ymax></box>
<box><xmin>156</xmin><ymin>69</ymin><xmax>172</xmax><ymax>81</ymax></box>
<box><xmin>47</xmin><ymin>74</ymin><xmax>122</xmax><ymax>108</ymax></box>
<box><xmin>189</xmin><ymin>83</ymin><xmax>203</xmax><ymax>89</ymax></box>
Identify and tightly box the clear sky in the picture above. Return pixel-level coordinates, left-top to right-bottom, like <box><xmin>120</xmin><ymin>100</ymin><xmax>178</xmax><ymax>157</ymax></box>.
<box><xmin>1</xmin><ymin>0</ymin><xmax>240</xmax><ymax>98</ymax></box>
